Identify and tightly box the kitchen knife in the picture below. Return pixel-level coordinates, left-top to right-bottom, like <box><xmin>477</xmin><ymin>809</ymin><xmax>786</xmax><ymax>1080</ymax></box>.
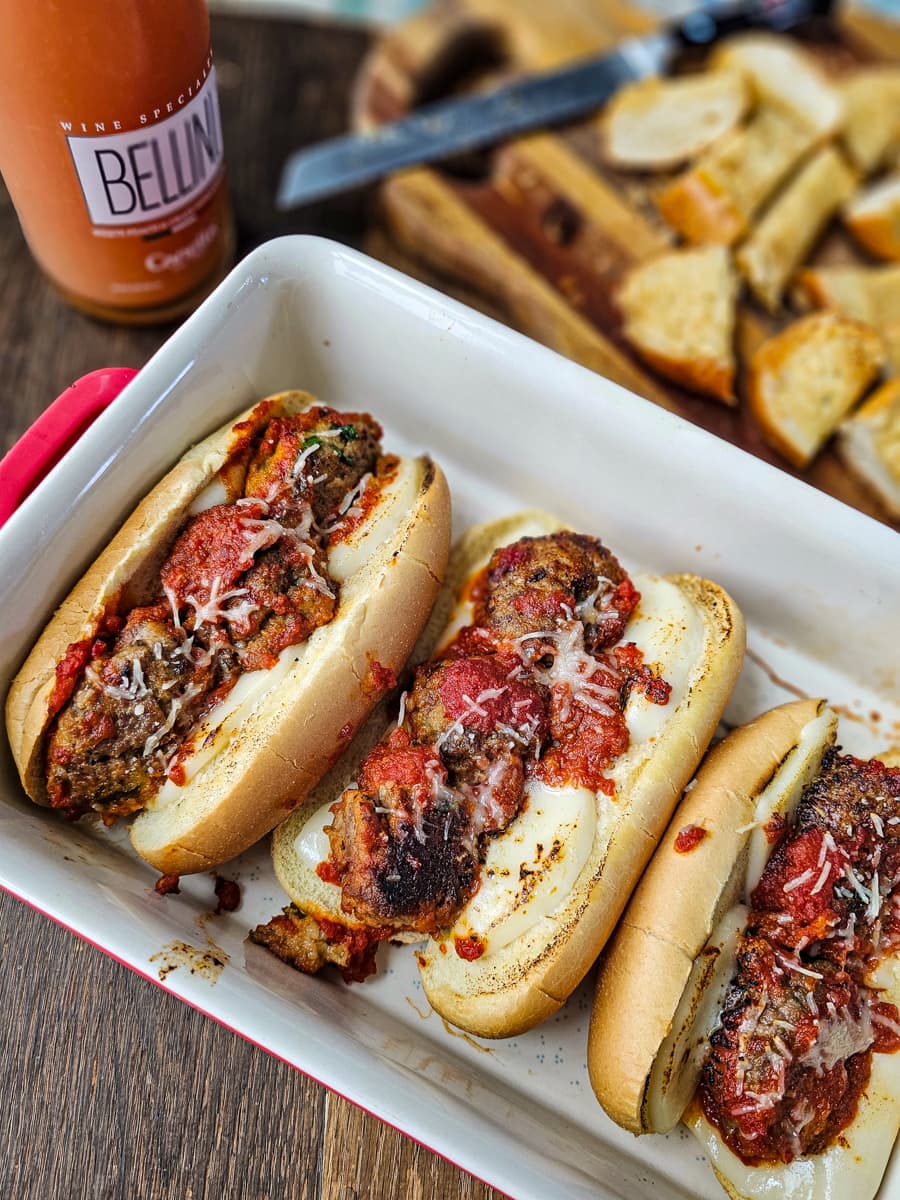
<box><xmin>277</xmin><ymin>0</ymin><xmax>834</xmax><ymax>210</ymax></box>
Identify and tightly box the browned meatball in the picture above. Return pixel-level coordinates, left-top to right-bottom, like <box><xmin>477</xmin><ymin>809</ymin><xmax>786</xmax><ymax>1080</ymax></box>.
<box><xmin>244</xmin><ymin>407</ymin><xmax>382</xmax><ymax>527</ymax></box>
<box><xmin>328</xmin><ymin>781</ymin><xmax>477</xmax><ymax>934</ymax></box>
<box><xmin>229</xmin><ymin>535</ymin><xmax>337</xmax><ymax>672</ymax></box>
<box><xmin>405</xmin><ymin>654</ymin><xmax>548</xmax><ymax>784</ymax></box>
<box><xmin>45</xmin><ymin>604</ymin><xmax>231</xmax><ymax>818</ymax></box>
<box><xmin>482</xmin><ymin>531</ymin><xmax>638</xmax><ymax>650</ymax></box>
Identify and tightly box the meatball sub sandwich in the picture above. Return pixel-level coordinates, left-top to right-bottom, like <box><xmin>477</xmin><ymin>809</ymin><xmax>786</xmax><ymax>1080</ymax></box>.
<box><xmin>6</xmin><ymin>392</ymin><xmax>451</xmax><ymax>875</ymax></box>
<box><xmin>590</xmin><ymin>699</ymin><xmax>900</xmax><ymax>1200</ymax></box>
<box><xmin>253</xmin><ymin>511</ymin><xmax>745</xmax><ymax>1037</ymax></box>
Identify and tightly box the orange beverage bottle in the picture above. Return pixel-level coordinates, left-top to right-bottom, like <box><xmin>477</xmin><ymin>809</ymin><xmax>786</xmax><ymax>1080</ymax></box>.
<box><xmin>0</xmin><ymin>1</ymin><xmax>234</xmax><ymax>324</ymax></box>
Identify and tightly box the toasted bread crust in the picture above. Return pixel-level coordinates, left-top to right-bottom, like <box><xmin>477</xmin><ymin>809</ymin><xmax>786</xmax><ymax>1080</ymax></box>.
<box><xmin>617</xmin><ymin>246</ymin><xmax>738</xmax><ymax>403</ymax></box>
<box><xmin>601</xmin><ymin>70</ymin><xmax>749</xmax><ymax>172</ymax></box>
<box><xmin>588</xmin><ymin>699</ymin><xmax>829</xmax><ymax>1134</ymax></box>
<box><xmin>837</xmin><ymin>379</ymin><xmax>900</xmax><ymax>520</ymax></box>
<box><xmin>656</xmin><ymin>107</ymin><xmax>816</xmax><ymax>247</ymax></box>
<box><xmin>749</xmin><ymin>312</ymin><xmax>886</xmax><ymax>468</ymax></box>
<box><xmin>6</xmin><ymin>393</ymin><xmax>452</xmax><ymax>874</ymax></box>
<box><xmin>840</xmin><ymin>68</ymin><xmax>900</xmax><ymax>174</ymax></box>
<box><xmin>844</xmin><ymin>174</ymin><xmax>900</xmax><ymax>262</ymax></box>
<box><xmin>736</xmin><ymin>146</ymin><xmax>857</xmax><ymax>312</ymax></box>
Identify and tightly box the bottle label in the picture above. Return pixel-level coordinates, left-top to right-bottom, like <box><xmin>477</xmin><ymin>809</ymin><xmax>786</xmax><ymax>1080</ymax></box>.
<box><xmin>65</xmin><ymin>69</ymin><xmax>224</xmax><ymax>228</ymax></box>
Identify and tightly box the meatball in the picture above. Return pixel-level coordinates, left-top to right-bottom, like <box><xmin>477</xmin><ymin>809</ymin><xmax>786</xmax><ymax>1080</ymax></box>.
<box><xmin>797</xmin><ymin>750</ymin><xmax>900</xmax><ymax>842</ymax></box>
<box><xmin>244</xmin><ymin>407</ymin><xmax>382</xmax><ymax>528</ymax></box>
<box><xmin>701</xmin><ymin>941</ymin><xmax>869</xmax><ymax>1163</ymax></box>
<box><xmin>482</xmin><ymin>531</ymin><xmax>638</xmax><ymax>650</ymax></box>
<box><xmin>328</xmin><ymin>763</ymin><xmax>478</xmax><ymax>934</ymax></box>
<box><xmin>229</xmin><ymin>535</ymin><xmax>336</xmax><ymax>671</ymax></box>
<box><xmin>45</xmin><ymin>604</ymin><xmax>229</xmax><ymax>818</ymax></box>
<box><xmin>405</xmin><ymin>655</ymin><xmax>548</xmax><ymax>785</ymax></box>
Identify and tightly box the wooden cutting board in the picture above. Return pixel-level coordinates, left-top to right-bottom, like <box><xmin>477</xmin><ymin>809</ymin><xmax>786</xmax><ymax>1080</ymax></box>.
<box><xmin>353</xmin><ymin>0</ymin><xmax>900</xmax><ymax>528</ymax></box>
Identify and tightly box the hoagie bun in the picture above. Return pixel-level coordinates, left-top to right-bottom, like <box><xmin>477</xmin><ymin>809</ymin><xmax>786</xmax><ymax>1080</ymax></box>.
<box><xmin>6</xmin><ymin>391</ymin><xmax>450</xmax><ymax>874</ymax></box>
<box><xmin>256</xmin><ymin>511</ymin><xmax>745</xmax><ymax>1036</ymax></box>
<box><xmin>589</xmin><ymin>700</ymin><xmax>900</xmax><ymax>1200</ymax></box>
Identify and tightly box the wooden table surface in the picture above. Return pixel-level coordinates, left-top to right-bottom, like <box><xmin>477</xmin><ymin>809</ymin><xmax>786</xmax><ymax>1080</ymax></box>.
<box><xmin>0</xmin><ymin>13</ymin><xmax>500</xmax><ymax>1200</ymax></box>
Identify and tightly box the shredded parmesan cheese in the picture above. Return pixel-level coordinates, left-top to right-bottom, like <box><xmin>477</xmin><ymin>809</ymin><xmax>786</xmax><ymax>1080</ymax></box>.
<box><xmin>866</xmin><ymin>870</ymin><xmax>882</xmax><ymax>920</ymax></box>
<box><xmin>520</xmin><ymin>621</ymin><xmax>619</xmax><ymax>720</ymax></box>
<box><xmin>238</xmin><ymin>515</ymin><xmax>284</xmax><ymax>560</ymax></box>
<box><xmin>777</xmin><ymin>952</ymin><xmax>823</xmax><ymax>980</ymax></box>
<box><xmin>164</xmin><ymin>584</ymin><xmax>183</xmax><ymax>630</ymax></box>
<box><xmin>460</xmin><ymin>693</ymin><xmax>489</xmax><ymax>719</ymax></box>
<box><xmin>184</xmin><ymin>576</ymin><xmax>255</xmax><ymax>628</ymax></box>
<box><xmin>783</xmin><ymin>868</ymin><xmax>815</xmax><ymax>893</ymax></box>
<box><xmin>85</xmin><ymin>658</ymin><xmax>149</xmax><ymax>703</ymax></box>
<box><xmin>573</xmin><ymin>576</ymin><xmax>613</xmax><ymax>622</ymax></box>
<box><xmin>142</xmin><ymin>683</ymin><xmax>202</xmax><ymax>758</ymax></box>
<box><xmin>809</xmin><ymin>860</ymin><xmax>832</xmax><ymax>896</ymax></box>
<box><xmin>844</xmin><ymin>864</ymin><xmax>872</xmax><ymax>905</ymax></box>
<box><xmin>801</xmin><ymin>1005</ymin><xmax>875</xmax><ymax>1076</ymax></box>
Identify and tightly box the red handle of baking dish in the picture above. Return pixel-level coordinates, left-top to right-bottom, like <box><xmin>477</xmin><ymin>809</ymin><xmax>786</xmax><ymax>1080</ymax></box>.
<box><xmin>0</xmin><ymin>366</ymin><xmax>138</xmax><ymax>530</ymax></box>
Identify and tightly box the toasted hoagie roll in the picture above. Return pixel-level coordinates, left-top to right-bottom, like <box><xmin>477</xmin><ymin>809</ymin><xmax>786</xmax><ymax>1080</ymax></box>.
<box><xmin>254</xmin><ymin>511</ymin><xmax>745</xmax><ymax>1037</ymax></box>
<box><xmin>589</xmin><ymin>699</ymin><xmax>900</xmax><ymax>1200</ymax></box>
<box><xmin>6</xmin><ymin>392</ymin><xmax>450</xmax><ymax>875</ymax></box>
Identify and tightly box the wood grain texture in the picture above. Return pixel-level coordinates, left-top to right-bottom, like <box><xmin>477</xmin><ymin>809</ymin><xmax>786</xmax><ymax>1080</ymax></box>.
<box><xmin>0</xmin><ymin>13</ymin><xmax>499</xmax><ymax>1200</ymax></box>
<box><xmin>355</xmin><ymin>0</ymin><xmax>900</xmax><ymax>528</ymax></box>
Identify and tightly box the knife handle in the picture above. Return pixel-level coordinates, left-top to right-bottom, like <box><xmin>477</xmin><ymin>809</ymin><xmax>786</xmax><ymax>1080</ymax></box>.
<box><xmin>674</xmin><ymin>0</ymin><xmax>834</xmax><ymax>48</ymax></box>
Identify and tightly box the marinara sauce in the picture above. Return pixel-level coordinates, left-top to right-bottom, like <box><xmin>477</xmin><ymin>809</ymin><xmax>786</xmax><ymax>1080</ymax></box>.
<box><xmin>700</xmin><ymin>752</ymin><xmax>900</xmax><ymax>1164</ymax></box>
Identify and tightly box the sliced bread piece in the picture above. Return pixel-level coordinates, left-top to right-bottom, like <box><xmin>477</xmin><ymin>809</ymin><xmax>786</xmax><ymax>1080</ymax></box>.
<box><xmin>656</xmin><ymin>106</ymin><xmax>816</xmax><ymax>245</ymax></box>
<box><xmin>794</xmin><ymin>265</ymin><xmax>900</xmax><ymax>376</ymax></box>
<box><xmin>837</xmin><ymin>379</ymin><xmax>900</xmax><ymax>519</ymax></box>
<box><xmin>794</xmin><ymin>263</ymin><xmax>900</xmax><ymax>325</ymax></box>
<box><xmin>840</xmin><ymin>67</ymin><xmax>900</xmax><ymax>174</ymax></box>
<box><xmin>736</xmin><ymin>144</ymin><xmax>857</xmax><ymax>311</ymax></box>
<box><xmin>711</xmin><ymin>33</ymin><xmax>843</xmax><ymax>139</ymax></box>
<box><xmin>749</xmin><ymin>312</ymin><xmax>885</xmax><ymax>467</ymax></box>
<box><xmin>617</xmin><ymin>245</ymin><xmax>738</xmax><ymax>403</ymax></box>
<box><xmin>601</xmin><ymin>69</ymin><xmax>749</xmax><ymax>171</ymax></box>
<box><xmin>844</xmin><ymin>173</ymin><xmax>900</xmax><ymax>262</ymax></box>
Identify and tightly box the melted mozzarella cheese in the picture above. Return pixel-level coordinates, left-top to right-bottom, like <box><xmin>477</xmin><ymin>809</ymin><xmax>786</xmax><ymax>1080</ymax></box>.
<box><xmin>153</xmin><ymin>639</ymin><xmax>312</xmax><ymax>804</ymax></box>
<box><xmin>327</xmin><ymin>464</ymin><xmax>420</xmax><ymax>583</ymax></box>
<box><xmin>745</xmin><ymin>708</ymin><xmax>836</xmax><ymax>895</ymax></box>
<box><xmin>608</xmin><ymin>575</ymin><xmax>703</xmax><ymax>787</ymax></box>
<box><xmin>187</xmin><ymin>474</ymin><xmax>230</xmax><ymax>514</ymax></box>
<box><xmin>294</xmin><ymin>801</ymin><xmax>334</xmax><ymax>870</ymax></box>
<box><xmin>450</xmin><ymin>782</ymin><xmax>595</xmax><ymax>955</ymax></box>
<box><xmin>647</xmin><ymin>904</ymin><xmax>749</xmax><ymax>1133</ymax></box>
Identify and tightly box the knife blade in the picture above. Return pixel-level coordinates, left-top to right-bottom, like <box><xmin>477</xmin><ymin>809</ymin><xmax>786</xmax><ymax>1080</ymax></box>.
<box><xmin>277</xmin><ymin>0</ymin><xmax>834</xmax><ymax>210</ymax></box>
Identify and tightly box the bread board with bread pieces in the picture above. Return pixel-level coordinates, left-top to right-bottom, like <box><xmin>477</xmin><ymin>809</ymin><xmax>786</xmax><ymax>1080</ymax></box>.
<box><xmin>356</xmin><ymin>0</ymin><xmax>900</xmax><ymax>527</ymax></box>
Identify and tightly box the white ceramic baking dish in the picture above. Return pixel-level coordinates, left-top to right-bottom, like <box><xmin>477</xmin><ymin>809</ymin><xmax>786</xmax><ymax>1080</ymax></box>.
<box><xmin>0</xmin><ymin>235</ymin><xmax>897</xmax><ymax>1200</ymax></box>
